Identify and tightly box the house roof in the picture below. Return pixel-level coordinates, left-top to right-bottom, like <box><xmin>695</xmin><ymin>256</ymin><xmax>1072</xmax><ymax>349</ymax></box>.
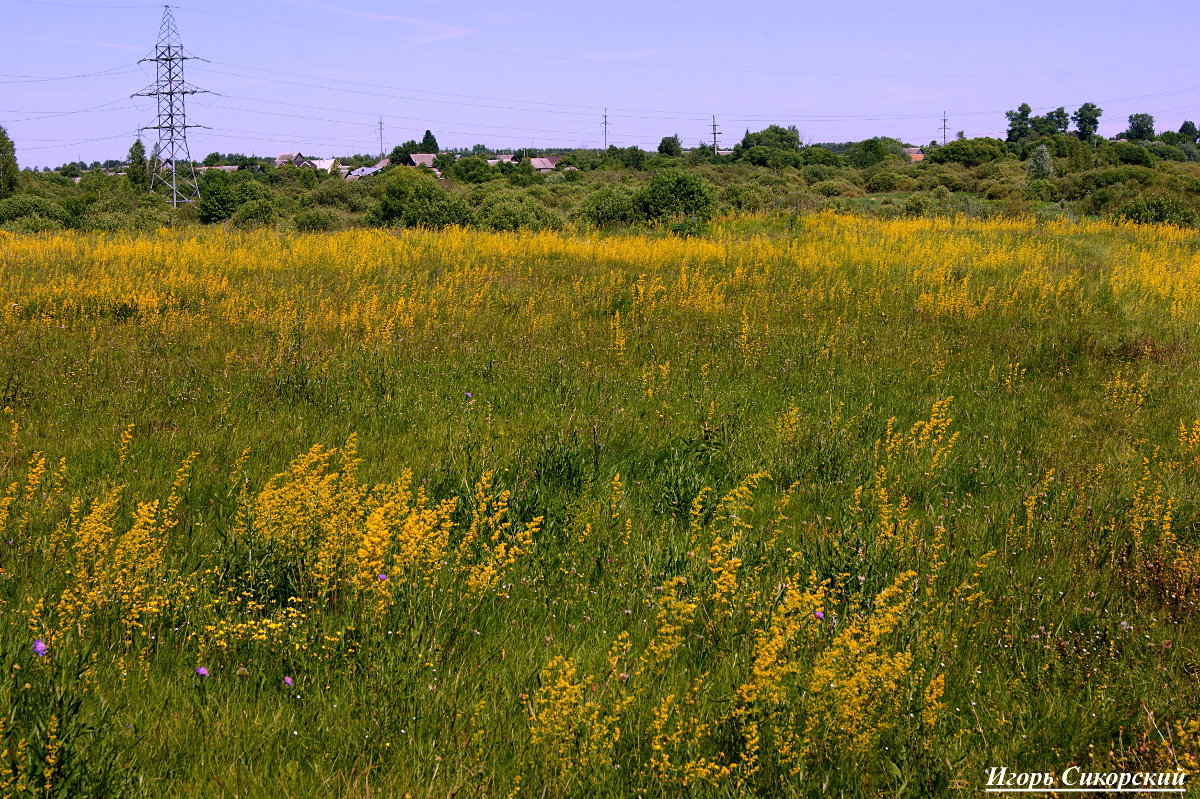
<box><xmin>408</xmin><ymin>153</ymin><xmax>437</xmax><ymax>168</ymax></box>
<box><xmin>528</xmin><ymin>157</ymin><xmax>558</xmax><ymax>171</ymax></box>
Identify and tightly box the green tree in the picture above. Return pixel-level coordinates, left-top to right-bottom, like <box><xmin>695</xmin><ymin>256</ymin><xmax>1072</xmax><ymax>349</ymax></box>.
<box><xmin>368</xmin><ymin>167</ymin><xmax>473</xmax><ymax>228</ymax></box>
<box><xmin>419</xmin><ymin>130</ymin><xmax>439</xmax><ymax>152</ymax></box>
<box><xmin>1071</xmin><ymin>103</ymin><xmax>1103</xmax><ymax>140</ymax></box>
<box><xmin>1031</xmin><ymin>107</ymin><xmax>1069</xmax><ymax>137</ymax></box>
<box><xmin>1125</xmin><ymin>113</ymin><xmax>1155</xmax><ymax>141</ymax></box>
<box><xmin>845</xmin><ymin>137</ymin><xmax>905</xmax><ymax>168</ymax></box>
<box><xmin>1179</xmin><ymin>120</ymin><xmax>1199</xmax><ymax>142</ymax></box>
<box><xmin>451</xmin><ymin>156</ymin><xmax>494</xmax><ymax>184</ymax></box>
<box><xmin>634</xmin><ymin>169</ymin><xmax>715</xmax><ymax>224</ymax></box>
<box><xmin>388</xmin><ymin>140</ymin><xmax>420</xmax><ymax>164</ymax></box>
<box><xmin>737</xmin><ymin>125</ymin><xmax>802</xmax><ymax>152</ymax></box>
<box><xmin>0</xmin><ymin>126</ymin><xmax>18</xmax><ymax>199</ymax></box>
<box><xmin>1005</xmin><ymin>103</ymin><xmax>1034</xmax><ymax>142</ymax></box>
<box><xmin>203</xmin><ymin>152</ymin><xmax>222</xmax><ymax>167</ymax></box>
<box><xmin>927</xmin><ymin>137</ymin><xmax>1006</xmax><ymax>167</ymax></box>
<box><xmin>126</xmin><ymin>139</ymin><xmax>148</xmax><ymax>191</ymax></box>
<box><xmin>657</xmin><ymin>135</ymin><xmax>683</xmax><ymax>157</ymax></box>
<box><xmin>1026</xmin><ymin>144</ymin><xmax>1054</xmax><ymax>180</ymax></box>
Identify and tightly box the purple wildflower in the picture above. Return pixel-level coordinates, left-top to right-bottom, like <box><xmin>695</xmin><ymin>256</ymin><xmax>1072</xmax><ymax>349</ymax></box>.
<box><xmin>377</xmin><ymin>573</ymin><xmax>388</xmax><ymax>581</ymax></box>
<box><xmin>195</xmin><ymin>666</ymin><xmax>209</xmax><ymax>678</ymax></box>
<box><xmin>464</xmin><ymin>392</ymin><xmax>472</xmax><ymax>398</ymax></box>
<box><xmin>813</xmin><ymin>611</ymin><xmax>825</xmax><ymax>621</ymax></box>
<box><xmin>284</xmin><ymin>676</ymin><xmax>294</xmax><ymax>687</ymax></box>
<box><xmin>32</xmin><ymin>640</ymin><xmax>47</xmax><ymax>657</ymax></box>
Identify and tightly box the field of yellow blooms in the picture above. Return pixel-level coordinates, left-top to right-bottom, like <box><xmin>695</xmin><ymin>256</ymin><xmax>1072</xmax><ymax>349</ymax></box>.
<box><xmin>1</xmin><ymin>213</ymin><xmax>1199</xmax><ymax>797</ymax></box>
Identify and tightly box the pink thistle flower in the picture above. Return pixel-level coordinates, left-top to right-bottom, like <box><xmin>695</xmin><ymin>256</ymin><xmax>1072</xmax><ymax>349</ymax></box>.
<box><xmin>195</xmin><ymin>667</ymin><xmax>209</xmax><ymax>678</ymax></box>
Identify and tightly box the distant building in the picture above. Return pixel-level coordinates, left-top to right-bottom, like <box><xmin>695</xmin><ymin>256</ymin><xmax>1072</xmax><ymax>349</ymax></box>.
<box><xmin>485</xmin><ymin>153</ymin><xmax>517</xmax><ymax>167</ymax></box>
<box><xmin>903</xmin><ymin>147</ymin><xmax>925</xmax><ymax>162</ymax></box>
<box><xmin>528</xmin><ymin>156</ymin><xmax>561</xmax><ymax>173</ymax></box>
<box><xmin>406</xmin><ymin>153</ymin><xmax>437</xmax><ymax>169</ymax></box>
<box><xmin>195</xmin><ymin>165</ymin><xmax>239</xmax><ymax>174</ymax></box>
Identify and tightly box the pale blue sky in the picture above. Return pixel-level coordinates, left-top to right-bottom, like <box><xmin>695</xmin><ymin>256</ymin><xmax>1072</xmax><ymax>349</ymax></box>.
<box><xmin>5</xmin><ymin>0</ymin><xmax>1200</xmax><ymax>167</ymax></box>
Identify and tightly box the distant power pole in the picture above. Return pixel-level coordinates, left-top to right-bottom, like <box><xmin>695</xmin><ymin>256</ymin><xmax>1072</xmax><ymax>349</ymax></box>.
<box><xmin>378</xmin><ymin>117</ymin><xmax>385</xmax><ymax>160</ymax></box>
<box><xmin>135</xmin><ymin>5</ymin><xmax>206</xmax><ymax>207</ymax></box>
<box><xmin>941</xmin><ymin>111</ymin><xmax>950</xmax><ymax>146</ymax></box>
<box><xmin>711</xmin><ymin>115</ymin><xmax>721</xmax><ymax>152</ymax></box>
<box><xmin>603</xmin><ymin>109</ymin><xmax>610</xmax><ymax>149</ymax></box>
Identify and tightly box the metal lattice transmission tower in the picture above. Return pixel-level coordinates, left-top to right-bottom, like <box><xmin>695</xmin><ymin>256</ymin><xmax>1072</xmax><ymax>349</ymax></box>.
<box><xmin>135</xmin><ymin>6</ymin><xmax>207</xmax><ymax>206</ymax></box>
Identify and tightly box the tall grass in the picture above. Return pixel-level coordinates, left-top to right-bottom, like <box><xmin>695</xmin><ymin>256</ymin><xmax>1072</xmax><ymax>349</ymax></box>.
<box><xmin>0</xmin><ymin>213</ymin><xmax>1198</xmax><ymax>796</ymax></box>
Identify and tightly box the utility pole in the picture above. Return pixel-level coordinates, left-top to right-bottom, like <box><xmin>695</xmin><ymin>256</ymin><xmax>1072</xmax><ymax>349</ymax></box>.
<box><xmin>134</xmin><ymin>5</ymin><xmax>206</xmax><ymax>207</ymax></box>
<box><xmin>602</xmin><ymin>108</ymin><xmax>610</xmax><ymax>149</ymax></box>
<box><xmin>377</xmin><ymin>117</ymin><xmax>385</xmax><ymax>160</ymax></box>
<box><xmin>941</xmin><ymin>111</ymin><xmax>950</xmax><ymax>146</ymax></box>
<box><xmin>711</xmin><ymin>115</ymin><xmax>721</xmax><ymax>153</ymax></box>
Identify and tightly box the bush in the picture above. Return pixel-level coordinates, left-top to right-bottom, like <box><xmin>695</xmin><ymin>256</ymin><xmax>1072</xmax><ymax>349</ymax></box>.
<box><xmin>634</xmin><ymin>170</ymin><xmax>716</xmax><ymax>223</ymax></box>
<box><xmin>369</xmin><ymin>168</ymin><xmax>475</xmax><ymax>228</ymax></box>
<box><xmin>1104</xmin><ymin>142</ymin><xmax>1154</xmax><ymax>167</ymax></box>
<box><xmin>231</xmin><ymin>198</ymin><xmax>281</xmax><ymax>228</ymax></box>
<box><xmin>578</xmin><ymin>186</ymin><xmax>640</xmax><ymax>227</ymax></box>
<box><xmin>866</xmin><ymin>171</ymin><xmax>914</xmax><ymax>193</ymax></box>
<box><xmin>0</xmin><ymin>214</ymin><xmax>64</xmax><ymax>233</ymax></box>
<box><xmin>810</xmin><ymin>179</ymin><xmax>859</xmax><ymax>197</ymax></box>
<box><xmin>478</xmin><ymin>193</ymin><xmax>561</xmax><ymax>232</ymax></box>
<box><xmin>719</xmin><ymin>182</ymin><xmax>773</xmax><ymax>212</ymax></box>
<box><xmin>927</xmin><ymin>137</ymin><xmax>1007</xmax><ymax>167</ymax></box>
<box><xmin>903</xmin><ymin>193</ymin><xmax>934</xmax><ymax>215</ymax></box>
<box><xmin>1023</xmin><ymin>179</ymin><xmax>1059</xmax><ymax>202</ymax></box>
<box><xmin>0</xmin><ymin>195</ymin><xmax>68</xmax><ymax>225</ymax></box>
<box><xmin>293</xmin><ymin>208</ymin><xmax>339</xmax><ymax>232</ymax></box>
<box><xmin>801</xmin><ymin>165</ymin><xmax>840</xmax><ymax>184</ymax></box>
<box><xmin>451</xmin><ymin>157</ymin><xmax>497</xmax><ymax>184</ymax></box>
<box><xmin>308</xmin><ymin>179</ymin><xmax>374</xmax><ymax>213</ymax></box>
<box><xmin>1116</xmin><ymin>195</ymin><xmax>1198</xmax><ymax>226</ymax></box>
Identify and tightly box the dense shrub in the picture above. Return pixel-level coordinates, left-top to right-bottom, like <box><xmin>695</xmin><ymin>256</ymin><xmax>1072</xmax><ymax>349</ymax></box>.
<box><xmin>719</xmin><ymin>182</ymin><xmax>773</xmax><ymax>211</ymax></box>
<box><xmin>0</xmin><ymin>195</ymin><xmax>69</xmax><ymax>225</ymax></box>
<box><xmin>634</xmin><ymin>170</ymin><xmax>716</xmax><ymax>223</ymax></box>
<box><xmin>1116</xmin><ymin>194</ymin><xmax>1198</xmax><ymax>226</ymax></box>
<box><xmin>1023</xmin><ymin>179</ymin><xmax>1059</xmax><ymax>202</ymax></box>
<box><xmin>478</xmin><ymin>193</ymin><xmax>561</xmax><ymax>231</ymax></box>
<box><xmin>1104</xmin><ymin>142</ymin><xmax>1154</xmax><ymax>167</ymax></box>
<box><xmin>308</xmin><ymin>179</ymin><xmax>375</xmax><ymax>213</ymax></box>
<box><xmin>927</xmin><ymin>138</ymin><xmax>1007</xmax><ymax>167</ymax></box>
<box><xmin>810</xmin><ymin>179</ymin><xmax>860</xmax><ymax>197</ymax></box>
<box><xmin>903</xmin><ymin>193</ymin><xmax>934</xmax><ymax>215</ymax></box>
<box><xmin>293</xmin><ymin>208</ymin><xmax>339</xmax><ymax>232</ymax></box>
<box><xmin>231</xmin><ymin>198</ymin><xmax>281</xmax><ymax>228</ymax></box>
<box><xmin>369</xmin><ymin>168</ymin><xmax>475</xmax><ymax>228</ymax></box>
<box><xmin>866</xmin><ymin>171</ymin><xmax>913</xmax><ymax>193</ymax></box>
<box><xmin>578</xmin><ymin>186</ymin><xmax>640</xmax><ymax>227</ymax></box>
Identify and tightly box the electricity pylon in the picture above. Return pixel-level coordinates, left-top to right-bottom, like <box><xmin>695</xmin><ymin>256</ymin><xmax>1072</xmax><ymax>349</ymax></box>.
<box><xmin>135</xmin><ymin>5</ymin><xmax>207</xmax><ymax>206</ymax></box>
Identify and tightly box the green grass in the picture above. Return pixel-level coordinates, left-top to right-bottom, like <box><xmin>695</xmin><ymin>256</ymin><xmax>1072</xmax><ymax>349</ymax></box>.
<box><xmin>0</xmin><ymin>214</ymin><xmax>1198</xmax><ymax>797</ymax></box>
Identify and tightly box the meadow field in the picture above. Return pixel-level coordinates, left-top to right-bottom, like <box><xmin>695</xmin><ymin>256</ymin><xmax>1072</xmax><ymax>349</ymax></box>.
<box><xmin>1</xmin><ymin>213</ymin><xmax>1198</xmax><ymax>797</ymax></box>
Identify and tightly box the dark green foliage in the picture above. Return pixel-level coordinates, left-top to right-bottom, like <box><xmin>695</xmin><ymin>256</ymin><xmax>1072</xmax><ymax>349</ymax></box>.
<box><xmin>1180</xmin><ymin>121</ymin><xmax>1199</xmax><ymax>142</ymax></box>
<box><xmin>1105</xmin><ymin>142</ymin><xmax>1154</xmax><ymax>167</ymax></box>
<box><xmin>1145</xmin><ymin>142</ymin><xmax>1186</xmax><ymax>162</ymax></box>
<box><xmin>0</xmin><ymin>126</ymin><xmax>19</xmax><ymax>199</ymax></box>
<box><xmin>388</xmin><ymin>140</ymin><xmax>421</xmax><ymax>164</ymax></box>
<box><xmin>1031</xmin><ymin>107</ymin><xmax>1070</xmax><ymax>137</ymax></box>
<box><xmin>1072</xmin><ymin>103</ymin><xmax>1103</xmax><ymax>139</ymax></box>
<box><xmin>432</xmin><ymin>152</ymin><xmax>457</xmax><ymax>173</ymax></box>
<box><xmin>737</xmin><ymin>124</ymin><xmax>802</xmax><ymax>152</ymax></box>
<box><xmin>1124</xmin><ymin>113</ymin><xmax>1156</xmax><ymax>141</ymax></box>
<box><xmin>478</xmin><ymin>192</ymin><xmax>561</xmax><ymax>231</ymax></box>
<box><xmin>126</xmin><ymin>139</ymin><xmax>148</xmax><ymax>191</ymax></box>
<box><xmin>197</xmin><ymin>171</ymin><xmax>280</xmax><ymax>224</ymax></box>
<box><xmin>451</xmin><ymin>156</ymin><xmax>496</xmax><ymax>184</ymax></box>
<box><xmin>307</xmin><ymin>178</ymin><xmax>374</xmax><ymax>213</ymax></box>
<box><xmin>1116</xmin><ymin>194</ymin><xmax>1198</xmax><ymax>226</ymax></box>
<box><xmin>927</xmin><ymin>138</ymin><xmax>1006</xmax><ymax>167</ymax></box>
<box><xmin>419</xmin><ymin>130</ymin><xmax>439</xmax><ymax>152</ymax></box>
<box><xmin>799</xmin><ymin>147</ymin><xmax>846</xmax><ymax>167</ymax></box>
<box><xmin>634</xmin><ymin>169</ymin><xmax>716</xmax><ymax>223</ymax></box>
<box><xmin>1023</xmin><ymin>179</ymin><xmax>1059</xmax><ymax>202</ymax></box>
<box><xmin>719</xmin><ymin>182</ymin><xmax>773</xmax><ymax>211</ymax></box>
<box><xmin>231</xmin><ymin>198</ymin><xmax>281</xmax><ymax>228</ymax></box>
<box><xmin>578</xmin><ymin>185</ymin><xmax>640</xmax><ymax>227</ymax></box>
<box><xmin>866</xmin><ymin>170</ymin><xmax>913</xmax><ymax>193</ymax></box>
<box><xmin>293</xmin><ymin>208</ymin><xmax>339</xmax><ymax>232</ymax></box>
<box><xmin>810</xmin><ymin>179</ymin><xmax>859</xmax><ymax>197</ymax></box>
<box><xmin>0</xmin><ymin>194</ymin><xmax>69</xmax><ymax>226</ymax></box>
<box><xmin>657</xmin><ymin>135</ymin><xmax>683</xmax><ymax>157</ymax></box>
<box><xmin>845</xmin><ymin>137</ymin><xmax>905</xmax><ymax>168</ymax></box>
<box><xmin>1005</xmin><ymin>103</ymin><xmax>1034</xmax><ymax>142</ymax></box>
<box><xmin>369</xmin><ymin>167</ymin><xmax>474</xmax><ymax>228</ymax></box>
<box><xmin>739</xmin><ymin>146</ymin><xmax>801</xmax><ymax>169</ymax></box>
